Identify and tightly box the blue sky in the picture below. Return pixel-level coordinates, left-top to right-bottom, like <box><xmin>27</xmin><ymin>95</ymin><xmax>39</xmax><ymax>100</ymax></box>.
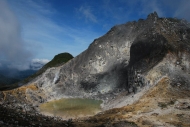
<box><xmin>0</xmin><ymin>0</ymin><xmax>190</xmax><ymax>70</ymax></box>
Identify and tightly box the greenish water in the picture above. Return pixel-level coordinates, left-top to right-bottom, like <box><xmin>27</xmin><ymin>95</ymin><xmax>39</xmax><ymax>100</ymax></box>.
<box><xmin>39</xmin><ymin>98</ymin><xmax>102</xmax><ymax>118</ymax></box>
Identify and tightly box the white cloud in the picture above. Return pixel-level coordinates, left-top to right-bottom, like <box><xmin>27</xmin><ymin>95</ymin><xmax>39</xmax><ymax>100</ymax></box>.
<box><xmin>0</xmin><ymin>0</ymin><xmax>33</xmax><ymax>63</ymax></box>
<box><xmin>6</xmin><ymin>58</ymin><xmax>49</xmax><ymax>71</ymax></box>
<box><xmin>32</xmin><ymin>59</ymin><xmax>49</xmax><ymax>64</ymax></box>
<box><xmin>7</xmin><ymin>63</ymin><xmax>30</xmax><ymax>71</ymax></box>
<box><xmin>79</xmin><ymin>5</ymin><xmax>97</xmax><ymax>23</ymax></box>
<box><xmin>7</xmin><ymin>0</ymin><xmax>101</xmax><ymax>59</ymax></box>
<box><xmin>30</xmin><ymin>59</ymin><xmax>49</xmax><ymax>70</ymax></box>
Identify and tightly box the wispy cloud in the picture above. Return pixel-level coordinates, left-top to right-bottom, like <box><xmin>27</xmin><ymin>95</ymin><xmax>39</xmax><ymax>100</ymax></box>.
<box><xmin>2</xmin><ymin>58</ymin><xmax>49</xmax><ymax>71</ymax></box>
<box><xmin>4</xmin><ymin>0</ymin><xmax>190</xmax><ymax>72</ymax></box>
<box><xmin>139</xmin><ymin>0</ymin><xmax>190</xmax><ymax>21</ymax></box>
<box><xmin>140</xmin><ymin>0</ymin><xmax>164</xmax><ymax>17</ymax></box>
<box><xmin>8</xmin><ymin>0</ymin><xmax>100</xmax><ymax>60</ymax></box>
<box><xmin>78</xmin><ymin>5</ymin><xmax>97</xmax><ymax>23</ymax></box>
<box><xmin>0</xmin><ymin>0</ymin><xmax>33</xmax><ymax>68</ymax></box>
<box><xmin>32</xmin><ymin>59</ymin><xmax>49</xmax><ymax>64</ymax></box>
<box><xmin>174</xmin><ymin>0</ymin><xmax>190</xmax><ymax>21</ymax></box>
<box><xmin>100</xmin><ymin>0</ymin><xmax>157</xmax><ymax>29</ymax></box>
<box><xmin>30</xmin><ymin>58</ymin><xmax>49</xmax><ymax>70</ymax></box>
<box><xmin>0</xmin><ymin>0</ymin><xmax>102</xmax><ymax>71</ymax></box>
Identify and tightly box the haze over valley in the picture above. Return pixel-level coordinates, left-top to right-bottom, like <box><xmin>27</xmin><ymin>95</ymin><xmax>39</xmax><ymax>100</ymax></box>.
<box><xmin>0</xmin><ymin>0</ymin><xmax>190</xmax><ymax>127</ymax></box>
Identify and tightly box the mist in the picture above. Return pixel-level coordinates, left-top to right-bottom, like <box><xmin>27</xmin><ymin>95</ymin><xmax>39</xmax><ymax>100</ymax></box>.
<box><xmin>0</xmin><ymin>0</ymin><xmax>33</xmax><ymax>70</ymax></box>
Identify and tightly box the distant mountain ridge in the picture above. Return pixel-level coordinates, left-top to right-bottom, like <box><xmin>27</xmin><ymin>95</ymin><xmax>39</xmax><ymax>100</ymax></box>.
<box><xmin>6</xmin><ymin>12</ymin><xmax>190</xmax><ymax>99</ymax></box>
<box><xmin>18</xmin><ymin>52</ymin><xmax>74</xmax><ymax>85</ymax></box>
<box><xmin>29</xmin><ymin>58</ymin><xmax>50</xmax><ymax>71</ymax></box>
<box><xmin>0</xmin><ymin>59</ymin><xmax>48</xmax><ymax>80</ymax></box>
<box><xmin>0</xmin><ymin>74</ymin><xmax>19</xmax><ymax>90</ymax></box>
<box><xmin>1</xmin><ymin>12</ymin><xmax>190</xmax><ymax>126</ymax></box>
<box><xmin>0</xmin><ymin>68</ymin><xmax>37</xmax><ymax>90</ymax></box>
<box><xmin>0</xmin><ymin>59</ymin><xmax>47</xmax><ymax>88</ymax></box>
<box><xmin>0</xmin><ymin>52</ymin><xmax>73</xmax><ymax>90</ymax></box>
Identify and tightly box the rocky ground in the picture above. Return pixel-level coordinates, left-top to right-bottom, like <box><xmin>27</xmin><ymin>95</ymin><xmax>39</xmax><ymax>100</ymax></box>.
<box><xmin>1</xmin><ymin>12</ymin><xmax>190</xmax><ymax>126</ymax></box>
<box><xmin>1</xmin><ymin>76</ymin><xmax>190</xmax><ymax>127</ymax></box>
<box><xmin>0</xmin><ymin>104</ymin><xmax>70</xmax><ymax>127</ymax></box>
<box><xmin>73</xmin><ymin>77</ymin><xmax>190</xmax><ymax>127</ymax></box>
<box><xmin>0</xmin><ymin>103</ymin><xmax>138</xmax><ymax>127</ymax></box>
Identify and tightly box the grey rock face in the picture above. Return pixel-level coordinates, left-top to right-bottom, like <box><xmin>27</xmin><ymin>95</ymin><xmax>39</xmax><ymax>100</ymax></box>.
<box><xmin>14</xmin><ymin>12</ymin><xmax>190</xmax><ymax>108</ymax></box>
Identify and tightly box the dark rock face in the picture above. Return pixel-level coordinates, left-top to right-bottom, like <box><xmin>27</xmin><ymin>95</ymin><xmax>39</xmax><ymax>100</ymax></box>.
<box><xmin>4</xmin><ymin>12</ymin><xmax>190</xmax><ymax>109</ymax></box>
<box><xmin>129</xmin><ymin>31</ymin><xmax>167</xmax><ymax>69</ymax></box>
<box><xmin>2</xmin><ymin>12</ymin><xmax>190</xmax><ymax>127</ymax></box>
<box><xmin>31</xmin><ymin>12</ymin><xmax>190</xmax><ymax>100</ymax></box>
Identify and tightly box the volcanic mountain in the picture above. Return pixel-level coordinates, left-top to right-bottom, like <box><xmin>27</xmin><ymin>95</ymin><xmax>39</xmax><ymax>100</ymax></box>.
<box><xmin>1</xmin><ymin>12</ymin><xmax>190</xmax><ymax>126</ymax></box>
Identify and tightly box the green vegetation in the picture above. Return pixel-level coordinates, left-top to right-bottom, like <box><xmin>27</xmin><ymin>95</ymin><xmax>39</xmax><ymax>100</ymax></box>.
<box><xmin>25</xmin><ymin>52</ymin><xmax>73</xmax><ymax>83</ymax></box>
<box><xmin>7</xmin><ymin>52</ymin><xmax>73</xmax><ymax>89</ymax></box>
<box><xmin>44</xmin><ymin>52</ymin><xmax>74</xmax><ymax>68</ymax></box>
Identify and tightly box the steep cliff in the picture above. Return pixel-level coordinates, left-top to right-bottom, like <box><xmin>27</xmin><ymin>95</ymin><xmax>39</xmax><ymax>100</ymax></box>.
<box><xmin>1</xmin><ymin>12</ymin><xmax>190</xmax><ymax>126</ymax></box>
<box><xmin>27</xmin><ymin>12</ymin><xmax>190</xmax><ymax>102</ymax></box>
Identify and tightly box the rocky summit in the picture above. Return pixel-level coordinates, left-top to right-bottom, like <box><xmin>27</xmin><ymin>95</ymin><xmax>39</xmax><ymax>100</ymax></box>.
<box><xmin>1</xmin><ymin>12</ymin><xmax>190</xmax><ymax>127</ymax></box>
